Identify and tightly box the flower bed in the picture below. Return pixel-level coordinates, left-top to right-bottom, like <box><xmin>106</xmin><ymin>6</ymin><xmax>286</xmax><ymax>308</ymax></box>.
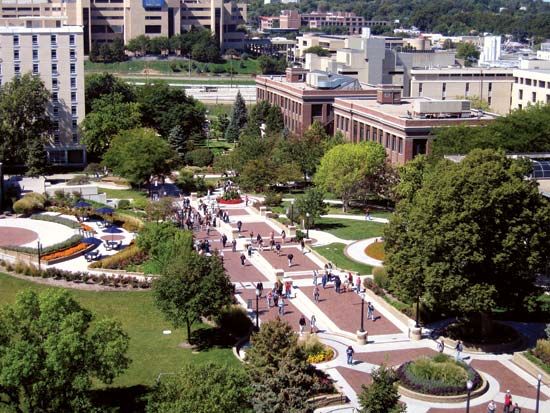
<box><xmin>396</xmin><ymin>354</ymin><xmax>482</xmax><ymax>396</ymax></box>
<box><xmin>80</xmin><ymin>223</ymin><xmax>95</xmax><ymax>233</ymax></box>
<box><xmin>365</xmin><ymin>241</ymin><xmax>385</xmax><ymax>261</ymax></box>
<box><xmin>301</xmin><ymin>335</ymin><xmax>335</xmax><ymax>364</ymax></box>
<box><xmin>4</xmin><ymin>234</ymin><xmax>84</xmax><ymax>256</ymax></box>
<box><xmin>89</xmin><ymin>244</ymin><xmax>148</xmax><ymax>270</ymax></box>
<box><xmin>218</xmin><ymin>197</ymin><xmax>242</xmax><ymax>205</ymax></box>
<box><xmin>41</xmin><ymin>243</ymin><xmax>91</xmax><ymax>262</ymax></box>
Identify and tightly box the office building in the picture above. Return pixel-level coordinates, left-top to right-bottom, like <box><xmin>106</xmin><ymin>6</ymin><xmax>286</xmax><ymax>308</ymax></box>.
<box><xmin>511</xmin><ymin>59</ymin><xmax>550</xmax><ymax>110</ymax></box>
<box><xmin>255</xmin><ymin>67</ymin><xmax>376</xmax><ymax>135</ymax></box>
<box><xmin>410</xmin><ymin>67</ymin><xmax>514</xmax><ymax>114</ymax></box>
<box><xmin>0</xmin><ymin>15</ymin><xmax>86</xmax><ymax>165</ymax></box>
<box><xmin>479</xmin><ymin>36</ymin><xmax>501</xmax><ymax>64</ymax></box>
<box><xmin>333</xmin><ymin>87</ymin><xmax>497</xmax><ymax>164</ymax></box>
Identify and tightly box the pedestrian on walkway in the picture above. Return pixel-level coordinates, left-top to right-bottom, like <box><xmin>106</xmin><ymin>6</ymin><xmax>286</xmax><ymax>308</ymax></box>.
<box><xmin>219</xmin><ymin>250</ymin><xmax>224</xmax><ymax>264</ymax></box>
<box><xmin>504</xmin><ymin>390</ymin><xmax>513</xmax><ymax>413</ymax></box>
<box><xmin>250</xmin><ymin>231</ymin><xmax>255</xmax><ymax>244</ymax></box>
<box><xmin>355</xmin><ymin>275</ymin><xmax>361</xmax><ymax>293</ymax></box>
<box><xmin>321</xmin><ymin>273</ymin><xmax>327</xmax><ymax>289</ymax></box>
<box><xmin>313</xmin><ymin>285</ymin><xmax>320</xmax><ymax>303</ymax></box>
<box><xmin>287</xmin><ymin>253</ymin><xmax>294</xmax><ymax>267</ymax></box>
<box><xmin>367</xmin><ymin>302</ymin><xmax>375</xmax><ymax>320</ymax></box>
<box><xmin>455</xmin><ymin>340</ymin><xmax>463</xmax><ymax>362</ymax></box>
<box><xmin>285</xmin><ymin>280</ymin><xmax>292</xmax><ymax>298</ymax></box>
<box><xmin>275</xmin><ymin>242</ymin><xmax>281</xmax><ymax>256</ymax></box>
<box><xmin>237</xmin><ymin>220</ymin><xmax>242</xmax><ymax>233</ymax></box>
<box><xmin>221</xmin><ymin>234</ymin><xmax>228</xmax><ymax>248</ymax></box>
<box><xmin>270</xmin><ymin>238</ymin><xmax>275</xmax><ymax>251</ymax></box>
<box><xmin>245</xmin><ymin>195</ymin><xmax>249</xmax><ymax>206</ymax></box>
<box><xmin>281</xmin><ymin>230</ymin><xmax>286</xmax><ymax>244</ymax></box>
<box><xmin>278</xmin><ymin>297</ymin><xmax>285</xmax><ymax>316</ymax></box>
<box><xmin>231</xmin><ymin>239</ymin><xmax>237</xmax><ymax>252</ymax></box>
<box><xmin>313</xmin><ymin>269</ymin><xmax>318</xmax><ymax>286</ymax></box>
<box><xmin>257</xmin><ymin>281</ymin><xmax>263</xmax><ymax>297</ymax></box>
<box><xmin>273</xmin><ymin>292</ymin><xmax>279</xmax><ymax>308</ymax></box>
<box><xmin>486</xmin><ymin>400</ymin><xmax>496</xmax><ymax>413</ymax></box>
<box><xmin>310</xmin><ymin>314</ymin><xmax>317</xmax><ymax>333</ymax></box>
<box><xmin>346</xmin><ymin>346</ymin><xmax>354</xmax><ymax>365</ymax></box>
<box><xmin>240</xmin><ymin>253</ymin><xmax>246</xmax><ymax>266</ymax></box>
<box><xmin>299</xmin><ymin>315</ymin><xmax>306</xmax><ymax>335</ymax></box>
<box><xmin>437</xmin><ymin>339</ymin><xmax>444</xmax><ymax>353</ymax></box>
<box><xmin>511</xmin><ymin>403</ymin><xmax>521</xmax><ymax>413</ymax></box>
<box><xmin>334</xmin><ymin>275</ymin><xmax>341</xmax><ymax>293</ymax></box>
<box><xmin>267</xmin><ymin>291</ymin><xmax>273</xmax><ymax>308</ymax></box>
<box><xmin>300</xmin><ymin>239</ymin><xmax>306</xmax><ymax>254</ymax></box>
<box><xmin>247</xmin><ymin>245</ymin><xmax>253</xmax><ymax>258</ymax></box>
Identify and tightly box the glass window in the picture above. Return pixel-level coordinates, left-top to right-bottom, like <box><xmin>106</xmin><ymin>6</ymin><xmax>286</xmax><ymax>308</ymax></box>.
<box><xmin>13</xmin><ymin>35</ymin><xmax>19</xmax><ymax>46</ymax></box>
<box><xmin>70</xmin><ymin>63</ymin><xmax>76</xmax><ymax>74</ymax></box>
<box><xmin>33</xmin><ymin>63</ymin><xmax>39</xmax><ymax>74</ymax></box>
<box><xmin>14</xmin><ymin>64</ymin><xmax>20</xmax><ymax>75</ymax></box>
<box><xmin>69</xmin><ymin>34</ymin><xmax>75</xmax><ymax>46</ymax></box>
<box><xmin>71</xmin><ymin>91</ymin><xmax>77</xmax><ymax>102</ymax></box>
<box><xmin>52</xmin><ymin>78</ymin><xmax>58</xmax><ymax>89</ymax></box>
<box><xmin>50</xmin><ymin>34</ymin><xmax>57</xmax><ymax>45</ymax></box>
<box><xmin>32</xmin><ymin>34</ymin><xmax>38</xmax><ymax>45</ymax></box>
<box><xmin>70</xmin><ymin>77</ymin><xmax>76</xmax><ymax>88</ymax></box>
<box><xmin>70</xmin><ymin>49</ymin><xmax>76</xmax><ymax>59</ymax></box>
<box><xmin>71</xmin><ymin>105</ymin><xmax>77</xmax><ymax>116</ymax></box>
<box><xmin>51</xmin><ymin>63</ymin><xmax>58</xmax><ymax>74</ymax></box>
<box><xmin>51</xmin><ymin>49</ymin><xmax>57</xmax><ymax>60</ymax></box>
<box><xmin>52</xmin><ymin>92</ymin><xmax>58</xmax><ymax>102</ymax></box>
<box><xmin>13</xmin><ymin>49</ymin><xmax>19</xmax><ymax>60</ymax></box>
<box><xmin>33</xmin><ymin>49</ymin><xmax>38</xmax><ymax>60</ymax></box>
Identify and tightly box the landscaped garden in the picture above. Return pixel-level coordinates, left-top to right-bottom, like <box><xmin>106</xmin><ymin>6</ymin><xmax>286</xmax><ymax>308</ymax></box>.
<box><xmin>365</xmin><ymin>240</ymin><xmax>385</xmax><ymax>261</ymax></box>
<box><xmin>315</xmin><ymin>218</ymin><xmax>385</xmax><ymax>241</ymax></box>
<box><xmin>313</xmin><ymin>243</ymin><xmax>373</xmax><ymax>275</ymax></box>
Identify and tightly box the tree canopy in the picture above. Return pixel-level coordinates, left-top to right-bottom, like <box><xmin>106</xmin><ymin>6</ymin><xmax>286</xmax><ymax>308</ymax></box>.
<box><xmin>0</xmin><ymin>289</ymin><xmax>130</xmax><ymax>413</ymax></box>
<box><xmin>102</xmin><ymin>127</ymin><xmax>175</xmax><ymax>185</ymax></box>
<box><xmin>84</xmin><ymin>72</ymin><xmax>135</xmax><ymax>113</ymax></box>
<box><xmin>384</xmin><ymin>149</ymin><xmax>550</xmax><ymax>320</ymax></box>
<box><xmin>358</xmin><ymin>364</ymin><xmax>405</xmax><ymax>413</ymax></box>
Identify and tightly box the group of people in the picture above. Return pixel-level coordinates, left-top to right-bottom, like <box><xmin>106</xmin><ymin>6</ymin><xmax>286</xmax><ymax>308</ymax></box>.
<box><xmin>313</xmin><ymin>267</ymin><xmax>362</xmax><ymax>294</ymax></box>
<box><xmin>487</xmin><ymin>390</ymin><xmax>521</xmax><ymax>412</ymax></box>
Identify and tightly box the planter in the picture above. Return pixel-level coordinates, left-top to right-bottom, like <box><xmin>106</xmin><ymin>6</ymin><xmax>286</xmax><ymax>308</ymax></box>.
<box><xmin>398</xmin><ymin>372</ymin><xmax>489</xmax><ymax>403</ymax></box>
<box><xmin>438</xmin><ymin>327</ymin><xmax>525</xmax><ymax>354</ymax></box>
<box><xmin>512</xmin><ymin>352</ymin><xmax>550</xmax><ymax>383</ymax></box>
<box><xmin>45</xmin><ymin>243</ymin><xmax>96</xmax><ymax>265</ymax></box>
<box><xmin>217</xmin><ymin>198</ymin><xmax>243</xmax><ymax>205</ymax></box>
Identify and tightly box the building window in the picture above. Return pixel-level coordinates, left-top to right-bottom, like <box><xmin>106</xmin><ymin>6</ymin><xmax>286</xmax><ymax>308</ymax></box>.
<box><xmin>72</xmin><ymin>133</ymin><xmax>78</xmax><ymax>144</ymax></box>
<box><xmin>51</xmin><ymin>63</ymin><xmax>58</xmax><ymax>75</ymax></box>
<box><xmin>72</xmin><ymin>119</ymin><xmax>78</xmax><ymax>130</ymax></box>
<box><xmin>13</xmin><ymin>50</ymin><xmax>19</xmax><ymax>61</ymax></box>
<box><xmin>71</xmin><ymin>91</ymin><xmax>77</xmax><ymax>102</ymax></box>
<box><xmin>398</xmin><ymin>138</ymin><xmax>403</xmax><ymax>154</ymax></box>
<box><xmin>32</xmin><ymin>34</ymin><xmax>38</xmax><ymax>46</ymax></box>
<box><xmin>33</xmin><ymin>64</ymin><xmax>39</xmax><ymax>74</ymax></box>
<box><xmin>52</xmin><ymin>78</ymin><xmax>58</xmax><ymax>89</ymax></box>
<box><xmin>13</xmin><ymin>35</ymin><xmax>19</xmax><ymax>47</ymax></box>
<box><xmin>50</xmin><ymin>34</ymin><xmax>57</xmax><ymax>45</ymax></box>
<box><xmin>442</xmin><ymin>82</ymin><xmax>446</xmax><ymax>92</ymax></box>
<box><xmin>52</xmin><ymin>92</ymin><xmax>58</xmax><ymax>102</ymax></box>
<box><xmin>70</xmin><ymin>49</ymin><xmax>76</xmax><ymax>60</ymax></box>
<box><xmin>51</xmin><ymin>49</ymin><xmax>57</xmax><ymax>60</ymax></box>
<box><xmin>418</xmin><ymin>83</ymin><xmax>423</xmax><ymax>94</ymax></box>
<box><xmin>14</xmin><ymin>64</ymin><xmax>20</xmax><ymax>75</ymax></box>
<box><xmin>519</xmin><ymin>89</ymin><xmax>523</xmax><ymax>100</ymax></box>
<box><xmin>488</xmin><ymin>82</ymin><xmax>492</xmax><ymax>92</ymax></box>
<box><xmin>69</xmin><ymin>34</ymin><xmax>75</xmax><ymax>46</ymax></box>
<box><xmin>53</xmin><ymin>121</ymin><xmax>59</xmax><ymax>132</ymax></box>
<box><xmin>526</xmin><ymin>78</ymin><xmax>531</xmax><ymax>86</ymax></box>
<box><xmin>547</xmin><ymin>95</ymin><xmax>550</xmax><ymax>104</ymax></box>
<box><xmin>53</xmin><ymin>106</ymin><xmax>59</xmax><ymax>117</ymax></box>
<box><xmin>32</xmin><ymin>49</ymin><xmax>38</xmax><ymax>60</ymax></box>
<box><xmin>70</xmin><ymin>77</ymin><xmax>76</xmax><ymax>88</ymax></box>
<box><xmin>532</xmin><ymin>92</ymin><xmax>537</xmax><ymax>103</ymax></box>
<box><xmin>465</xmin><ymin>83</ymin><xmax>469</xmax><ymax>93</ymax></box>
<box><xmin>488</xmin><ymin>96</ymin><xmax>492</xmax><ymax>106</ymax></box>
<box><xmin>70</xmin><ymin>63</ymin><xmax>76</xmax><ymax>74</ymax></box>
<box><xmin>539</xmin><ymin>80</ymin><xmax>546</xmax><ymax>88</ymax></box>
<box><xmin>145</xmin><ymin>25</ymin><xmax>162</xmax><ymax>34</ymax></box>
<box><xmin>71</xmin><ymin>105</ymin><xmax>77</xmax><ymax>116</ymax></box>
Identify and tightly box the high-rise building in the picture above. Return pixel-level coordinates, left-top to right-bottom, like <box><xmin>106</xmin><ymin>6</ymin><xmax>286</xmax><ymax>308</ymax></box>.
<box><xmin>0</xmin><ymin>12</ymin><xmax>86</xmax><ymax>165</ymax></box>
<box><xmin>479</xmin><ymin>36</ymin><xmax>501</xmax><ymax>64</ymax></box>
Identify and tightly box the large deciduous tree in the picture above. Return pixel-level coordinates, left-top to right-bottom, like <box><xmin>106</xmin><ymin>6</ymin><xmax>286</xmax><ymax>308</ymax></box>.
<box><xmin>314</xmin><ymin>142</ymin><xmax>387</xmax><ymax>211</ymax></box>
<box><xmin>294</xmin><ymin>187</ymin><xmax>328</xmax><ymax>228</ymax></box>
<box><xmin>384</xmin><ymin>149</ymin><xmax>550</xmax><ymax>331</ymax></box>
<box><xmin>0</xmin><ymin>289</ymin><xmax>130</xmax><ymax>413</ymax></box>
<box><xmin>0</xmin><ymin>74</ymin><xmax>52</xmax><ymax>173</ymax></box>
<box><xmin>102</xmin><ymin>127</ymin><xmax>175</xmax><ymax>186</ymax></box>
<box><xmin>84</xmin><ymin>73</ymin><xmax>135</xmax><ymax>113</ymax></box>
<box><xmin>146</xmin><ymin>362</ymin><xmax>252</xmax><ymax>413</ymax></box>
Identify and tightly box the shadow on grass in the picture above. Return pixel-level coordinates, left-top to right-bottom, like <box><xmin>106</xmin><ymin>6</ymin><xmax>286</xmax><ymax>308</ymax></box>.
<box><xmin>190</xmin><ymin>326</ymin><xmax>239</xmax><ymax>352</ymax></box>
<box><xmin>315</xmin><ymin>222</ymin><xmax>346</xmax><ymax>231</ymax></box>
<box><xmin>90</xmin><ymin>385</ymin><xmax>149</xmax><ymax>413</ymax></box>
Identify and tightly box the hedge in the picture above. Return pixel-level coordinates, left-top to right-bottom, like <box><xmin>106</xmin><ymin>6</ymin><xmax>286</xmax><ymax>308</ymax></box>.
<box><xmin>3</xmin><ymin>234</ymin><xmax>84</xmax><ymax>255</ymax></box>
<box><xmin>31</xmin><ymin>214</ymin><xmax>81</xmax><ymax>229</ymax></box>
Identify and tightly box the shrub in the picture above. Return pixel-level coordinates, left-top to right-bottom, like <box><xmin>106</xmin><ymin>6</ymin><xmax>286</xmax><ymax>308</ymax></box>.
<box><xmin>5</xmin><ymin>234</ymin><xmax>83</xmax><ymax>255</ymax></box>
<box><xmin>84</xmin><ymin>163</ymin><xmax>102</xmax><ymax>176</ymax></box>
<box><xmin>113</xmin><ymin>212</ymin><xmax>144</xmax><ymax>232</ymax></box>
<box><xmin>89</xmin><ymin>244</ymin><xmax>147</xmax><ymax>270</ymax></box>
<box><xmin>176</xmin><ymin>169</ymin><xmax>196</xmax><ymax>193</ymax></box>
<box><xmin>185</xmin><ymin>148</ymin><xmax>214</xmax><ymax>167</ymax></box>
<box><xmin>215</xmin><ymin>305</ymin><xmax>253</xmax><ymax>338</ymax></box>
<box><xmin>132</xmin><ymin>198</ymin><xmax>148</xmax><ymax>211</ymax></box>
<box><xmin>67</xmin><ymin>175</ymin><xmax>90</xmax><ymax>185</ymax></box>
<box><xmin>363</xmin><ymin>278</ymin><xmax>385</xmax><ymax>296</ymax></box>
<box><xmin>221</xmin><ymin>189</ymin><xmax>240</xmax><ymax>201</ymax></box>
<box><xmin>31</xmin><ymin>214</ymin><xmax>81</xmax><ymax>229</ymax></box>
<box><xmin>294</xmin><ymin>230</ymin><xmax>306</xmax><ymax>241</ymax></box>
<box><xmin>264</xmin><ymin>191</ymin><xmax>283</xmax><ymax>207</ymax></box>
<box><xmin>533</xmin><ymin>339</ymin><xmax>550</xmax><ymax>366</ymax></box>
<box><xmin>301</xmin><ymin>335</ymin><xmax>334</xmax><ymax>364</ymax></box>
<box><xmin>117</xmin><ymin>199</ymin><xmax>131</xmax><ymax>209</ymax></box>
<box><xmin>373</xmin><ymin>266</ymin><xmax>389</xmax><ymax>290</ymax></box>
<box><xmin>13</xmin><ymin>193</ymin><xmax>46</xmax><ymax>215</ymax></box>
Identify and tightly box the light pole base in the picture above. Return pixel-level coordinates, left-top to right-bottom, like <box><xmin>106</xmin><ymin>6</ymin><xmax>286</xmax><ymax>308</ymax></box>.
<box><xmin>410</xmin><ymin>326</ymin><xmax>422</xmax><ymax>341</ymax></box>
<box><xmin>356</xmin><ymin>330</ymin><xmax>368</xmax><ymax>345</ymax></box>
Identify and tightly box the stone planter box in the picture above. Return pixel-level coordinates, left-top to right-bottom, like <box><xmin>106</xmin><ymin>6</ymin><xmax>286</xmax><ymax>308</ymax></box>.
<box><xmin>512</xmin><ymin>352</ymin><xmax>550</xmax><ymax>383</ymax></box>
<box><xmin>398</xmin><ymin>372</ymin><xmax>489</xmax><ymax>403</ymax></box>
<box><xmin>45</xmin><ymin>243</ymin><xmax>96</xmax><ymax>265</ymax></box>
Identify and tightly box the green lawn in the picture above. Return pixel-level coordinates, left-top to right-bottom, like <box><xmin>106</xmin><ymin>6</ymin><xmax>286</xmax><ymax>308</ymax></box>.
<box><xmin>313</xmin><ymin>243</ymin><xmax>373</xmax><ymax>275</ymax></box>
<box><xmin>326</xmin><ymin>206</ymin><xmax>393</xmax><ymax>219</ymax></box>
<box><xmin>0</xmin><ymin>273</ymin><xmax>240</xmax><ymax>389</ymax></box>
<box><xmin>85</xmin><ymin>58</ymin><xmax>260</xmax><ymax>76</ymax></box>
<box><xmin>100</xmin><ymin>187</ymin><xmax>148</xmax><ymax>201</ymax></box>
<box><xmin>315</xmin><ymin>217</ymin><xmax>386</xmax><ymax>241</ymax></box>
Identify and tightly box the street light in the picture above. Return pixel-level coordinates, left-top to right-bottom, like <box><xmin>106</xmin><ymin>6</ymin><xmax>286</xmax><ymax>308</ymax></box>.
<box><xmin>255</xmin><ymin>285</ymin><xmax>261</xmax><ymax>329</ymax></box>
<box><xmin>306</xmin><ymin>212</ymin><xmax>310</xmax><ymax>239</ymax></box>
<box><xmin>415</xmin><ymin>296</ymin><xmax>420</xmax><ymax>328</ymax></box>
<box><xmin>359</xmin><ymin>292</ymin><xmax>365</xmax><ymax>333</ymax></box>
<box><xmin>37</xmin><ymin>239</ymin><xmax>42</xmax><ymax>271</ymax></box>
<box><xmin>465</xmin><ymin>379</ymin><xmax>473</xmax><ymax>413</ymax></box>
<box><xmin>290</xmin><ymin>199</ymin><xmax>294</xmax><ymax>225</ymax></box>
<box><xmin>536</xmin><ymin>373</ymin><xmax>542</xmax><ymax>413</ymax></box>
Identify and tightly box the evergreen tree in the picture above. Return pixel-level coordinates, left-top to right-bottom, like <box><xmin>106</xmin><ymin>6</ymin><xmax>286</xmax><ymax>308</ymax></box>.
<box><xmin>265</xmin><ymin>105</ymin><xmax>284</xmax><ymax>136</ymax></box>
<box><xmin>231</xmin><ymin>91</ymin><xmax>248</xmax><ymax>129</ymax></box>
<box><xmin>358</xmin><ymin>365</ymin><xmax>405</xmax><ymax>413</ymax></box>
<box><xmin>224</xmin><ymin>120</ymin><xmax>240</xmax><ymax>143</ymax></box>
<box><xmin>168</xmin><ymin>125</ymin><xmax>189</xmax><ymax>161</ymax></box>
<box><xmin>25</xmin><ymin>137</ymin><xmax>49</xmax><ymax>177</ymax></box>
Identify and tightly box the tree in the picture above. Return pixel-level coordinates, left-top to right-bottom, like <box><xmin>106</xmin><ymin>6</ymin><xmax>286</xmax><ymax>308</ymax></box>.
<box><xmin>25</xmin><ymin>136</ymin><xmax>49</xmax><ymax>177</ymax></box>
<box><xmin>80</xmin><ymin>94</ymin><xmax>142</xmax><ymax>157</ymax></box>
<box><xmin>85</xmin><ymin>73</ymin><xmax>135</xmax><ymax>113</ymax></box>
<box><xmin>145</xmin><ymin>197</ymin><xmax>178</xmax><ymax>223</ymax></box>
<box><xmin>456</xmin><ymin>95</ymin><xmax>490</xmax><ymax>111</ymax></box>
<box><xmin>245</xmin><ymin>319</ymin><xmax>316</xmax><ymax>413</ymax></box>
<box><xmin>304</xmin><ymin>45</ymin><xmax>331</xmax><ymax>56</ymax></box>
<box><xmin>126</xmin><ymin>35</ymin><xmax>150</xmax><ymax>56</ymax></box>
<box><xmin>384</xmin><ymin>149</ymin><xmax>550</xmax><ymax>333</ymax></box>
<box><xmin>294</xmin><ymin>187</ymin><xmax>328</xmax><ymax>228</ymax></box>
<box><xmin>102</xmin><ymin>128</ymin><xmax>175</xmax><ymax>186</ymax></box>
<box><xmin>0</xmin><ymin>289</ymin><xmax>130</xmax><ymax>413</ymax></box>
<box><xmin>265</xmin><ymin>105</ymin><xmax>284</xmax><ymax>135</ymax></box>
<box><xmin>138</xmin><ymin>223</ymin><xmax>188</xmax><ymax>268</ymax></box>
<box><xmin>153</xmin><ymin>242</ymin><xmax>234</xmax><ymax>341</ymax></box>
<box><xmin>146</xmin><ymin>362</ymin><xmax>252</xmax><ymax>413</ymax></box>
<box><xmin>149</xmin><ymin>36</ymin><xmax>170</xmax><ymax>55</ymax></box>
<box><xmin>224</xmin><ymin>121</ymin><xmax>240</xmax><ymax>143</ymax></box>
<box><xmin>456</xmin><ymin>42</ymin><xmax>480</xmax><ymax>66</ymax></box>
<box><xmin>231</xmin><ymin>91</ymin><xmax>248</xmax><ymax>129</ymax></box>
<box><xmin>257</xmin><ymin>56</ymin><xmax>287</xmax><ymax>74</ymax></box>
<box><xmin>314</xmin><ymin>142</ymin><xmax>387</xmax><ymax>211</ymax></box>
<box><xmin>0</xmin><ymin>74</ymin><xmax>52</xmax><ymax>170</ymax></box>
<box><xmin>168</xmin><ymin>125</ymin><xmax>193</xmax><ymax>161</ymax></box>
<box><xmin>358</xmin><ymin>365</ymin><xmax>405</xmax><ymax>413</ymax></box>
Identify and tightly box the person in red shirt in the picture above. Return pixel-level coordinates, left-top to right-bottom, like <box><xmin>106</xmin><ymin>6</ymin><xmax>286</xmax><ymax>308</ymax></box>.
<box><xmin>504</xmin><ymin>390</ymin><xmax>513</xmax><ymax>413</ymax></box>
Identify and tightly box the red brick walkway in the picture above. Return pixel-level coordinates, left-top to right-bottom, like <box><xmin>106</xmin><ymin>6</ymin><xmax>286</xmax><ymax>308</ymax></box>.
<box><xmin>335</xmin><ymin>366</ymin><xmax>372</xmax><ymax>394</ymax></box>
<box><xmin>231</xmin><ymin>222</ymin><xmax>280</xmax><ymax>238</ymax></box>
<box><xmin>354</xmin><ymin>347</ymin><xmax>437</xmax><ymax>367</ymax></box>
<box><xmin>0</xmin><ymin>227</ymin><xmax>38</xmax><ymax>246</ymax></box>
<box><xmin>428</xmin><ymin>403</ymin><xmax>534</xmax><ymax>413</ymax></box>
<box><xmin>300</xmin><ymin>286</ymin><xmax>402</xmax><ymax>335</ymax></box>
<box><xmin>261</xmin><ymin>247</ymin><xmax>322</xmax><ymax>272</ymax></box>
<box><xmin>222</xmin><ymin>251</ymin><xmax>269</xmax><ymax>283</ymax></box>
<box><xmin>222</xmin><ymin>208</ymin><xmax>250</xmax><ymax>216</ymax></box>
<box><xmin>237</xmin><ymin>288</ymin><xmax>309</xmax><ymax>332</ymax></box>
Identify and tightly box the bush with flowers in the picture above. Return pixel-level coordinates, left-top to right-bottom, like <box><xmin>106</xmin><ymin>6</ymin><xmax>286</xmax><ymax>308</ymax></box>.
<box><xmin>301</xmin><ymin>334</ymin><xmax>335</xmax><ymax>364</ymax></box>
<box><xmin>41</xmin><ymin>243</ymin><xmax>91</xmax><ymax>262</ymax></box>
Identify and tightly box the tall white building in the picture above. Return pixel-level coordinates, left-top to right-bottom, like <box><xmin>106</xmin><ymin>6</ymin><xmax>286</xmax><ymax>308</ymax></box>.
<box><xmin>511</xmin><ymin>59</ymin><xmax>550</xmax><ymax>110</ymax></box>
<box><xmin>480</xmin><ymin>36</ymin><xmax>501</xmax><ymax>64</ymax></box>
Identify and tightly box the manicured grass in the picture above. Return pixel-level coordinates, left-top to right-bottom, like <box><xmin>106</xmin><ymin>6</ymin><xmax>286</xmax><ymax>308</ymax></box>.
<box><xmin>313</xmin><ymin>243</ymin><xmax>373</xmax><ymax>275</ymax></box>
<box><xmin>100</xmin><ymin>187</ymin><xmax>148</xmax><ymax>201</ymax></box>
<box><xmin>0</xmin><ymin>273</ymin><xmax>240</xmax><ymax>388</ymax></box>
<box><xmin>326</xmin><ymin>206</ymin><xmax>393</xmax><ymax>219</ymax></box>
<box><xmin>85</xmin><ymin>58</ymin><xmax>260</xmax><ymax>75</ymax></box>
<box><xmin>315</xmin><ymin>218</ymin><xmax>385</xmax><ymax>241</ymax></box>
<box><xmin>365</xmin><ymin>241</ymin><xmax>385</xmax><ymax>261</ymax></box>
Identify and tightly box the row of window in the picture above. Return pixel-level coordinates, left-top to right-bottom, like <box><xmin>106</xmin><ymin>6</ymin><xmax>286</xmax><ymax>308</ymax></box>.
<box><xmin>13</xmin><ymin>34</ymin><xmax>76</xmax><ymax>47</ymax></box>
<box><xmin>517</xmin><ymin>89</ymin><xmax>550</xmax><ymax>104</ymax></box>
<box><xmin>52</xmin><ymin>90</ymin><xmax>78</xmax><ymax>104</ymax></box>
<box><xmin>417</xmin><ymin>82</ymin><xmax>493</xmax><ymax>93</ymax></box>
<box><xmin>335</xmin><ymin>114</ymin><xmax>404</xmax><ymax>155</ymax></box>
<box><xmin>515</xmin><ymin>77</ymin><xmax>550</xmax><ymax>88</ymax></box>
<box><xmin>23</xmin><ymin>48</ymin><xmax>77</xmax><ymax>61</ymax></box>
<box><xmin>52</xmin><ymin>105</ymin><xmax>78</xmax><ymax>117</ymax></box>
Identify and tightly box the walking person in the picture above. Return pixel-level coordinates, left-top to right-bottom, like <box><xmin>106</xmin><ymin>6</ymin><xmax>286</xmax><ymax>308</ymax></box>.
<box><xmin>284</xmin><ymin>281</ymin><xmax>292</xmax><ymax>298</ymax></box>
<box><xmin>231</xmin><ymin>239</ymin><xmax>237</xmax><ymax>252</ymax></box>
<box><xmin>355</xmin><ymin>275</ymin><xmax>361</xmax><ymax>293</ymax></box>
<box><xmin>313</xmin><ymin>269</ymin><xmax>318</xmax><ymax>286</ymax></box>
<box><xmin>221</xmin><ymin>234</ymin><xmax>228</xmax><ymax>248</ymax></box>
<box><xmin>486</xmin><ymin>400</ymin><xmax>496</xmax><ymax>413</ymax></box>
<box><xmin>257</xmin><ymin>281</ymin><xmax>263</xmax><ymax>297</ymax></box>
<box><xmin>511</xmin><ymin>403</ymin><xmax>521</xmax><ymax>413</ymax></box>
<box><xmin>275</xmin><ymin>242</ymin><xmax>281</xmax><ymax>256</ymax></box>
<box><xmin>219</xmin><ymin>250</ymin><xmax>224</xmax><ymax>264</ymax></box>
<box><xmin>300</xmin><ymin>238</ymin><xmax>306</xmax><ymax>254</ymax></box>
<box><xmin>313</xmin><ymin>285</ymin><xmax>320</xmax><ymax>303</ymax></box>
<box><xmin>504</xmin><ymin>390</ymin><xmax>513</xmax><ymax>413</ymax></box>
<box><xmin>346</xmin><ymin>346</ymin><xmax>354</xmax><ymax>365</ymax></box>
<box><xmin>298</xmin><ymin>315</ymin><xmax>306</xmax><ymax>335</ymax></box>
<box><xmin>321</xmin><ymin>272</ymin><xmax>327</xmax><ymax>289</ymax></box>
<box><xmin>278</xmin><ymin>297</ymin><xmax>285</xmax><ymax>316</ymax></box>
<box><xmin>455</xmin><ymin>340</ymin><xmax>463</xmax><ymax>362</ymax></box>
<box><xmin>247</xmin><ymin>245</ymin><xmax>253</xmax><ymax>258</ymax></box>
<box><xmin>367</xmin><ymin>302</ymin><xmax>375</xmax><ymax>320</ymax></box>
<box><xmin>437</xmin><ymin>339</ymin><xmax>445</xmax><ymax>353</ymax></box>
<box><xmin>310</xmin><ymin>314</ymin><xmax>317</xmax><ymax>333</ymax></box>
<box><xmin>267</xmin><ymin>291</ymin><xmax>273</xmax><ymax>308</ymax></box>
<box><xmin>237</xmin><ymin>220</ymin><xmax>242</xmax><ymax>234</ymax></box>
<box><xmin>281</xmin><ymin>230</ymin><xmax>286</xmax><ymax>244</ymax></box>
<box><xmin>240</xmin><ymin>253</ymin><xmax>246</xmax><ymax>266</ymax></box>
<box><xmin>334</xmin><ymin>275</ymin><xmax>341</xmax><ymax>294</ymax></box>
<box><xmin>287</xmin><ymin>252</ymin><xmax>294</xmax><ymax>267</ymax></box>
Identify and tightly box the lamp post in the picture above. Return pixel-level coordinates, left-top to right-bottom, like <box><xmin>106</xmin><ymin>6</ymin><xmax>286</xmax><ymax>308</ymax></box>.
<box><xmin>290</xmin><ymin>199</ymin><xmax>294</xmax><ymax>225</ymax></box>
<box><xmin>359</xmin><ymin>292</ymin><xmax>365</xmax><ymax>333</ymax></box>
<box><xmin>0</xmin><ymin>162</ymin><xmax>3</xmax><ymax>213</ymax></box>
<box><xmin>415</xmin><ymin>296</ymin><xmax>420</xmax><ymax>328</ymax></box>
<box><xmin>255</xmin><ymin>285</ymin><xmax>260</xmax><ymax>329</ymax></box>
<box><xmin>536</xmin><ymin>373</ymin><xmax>542</xmax><ymax>413</ymax></box>
<box><xmin>465</xmin><ymin>379</ymin><xmax>473</xmax><ymax>413</ymax></box>
<box><xmin>37</xmin><ymin>240</ymin><xmax>42</xmax><ymax>271</ymax></box>
<box><xmin>306</xmin><ymin>212</ymin><xmax>310</xmax><ymax>239</ymax></box>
